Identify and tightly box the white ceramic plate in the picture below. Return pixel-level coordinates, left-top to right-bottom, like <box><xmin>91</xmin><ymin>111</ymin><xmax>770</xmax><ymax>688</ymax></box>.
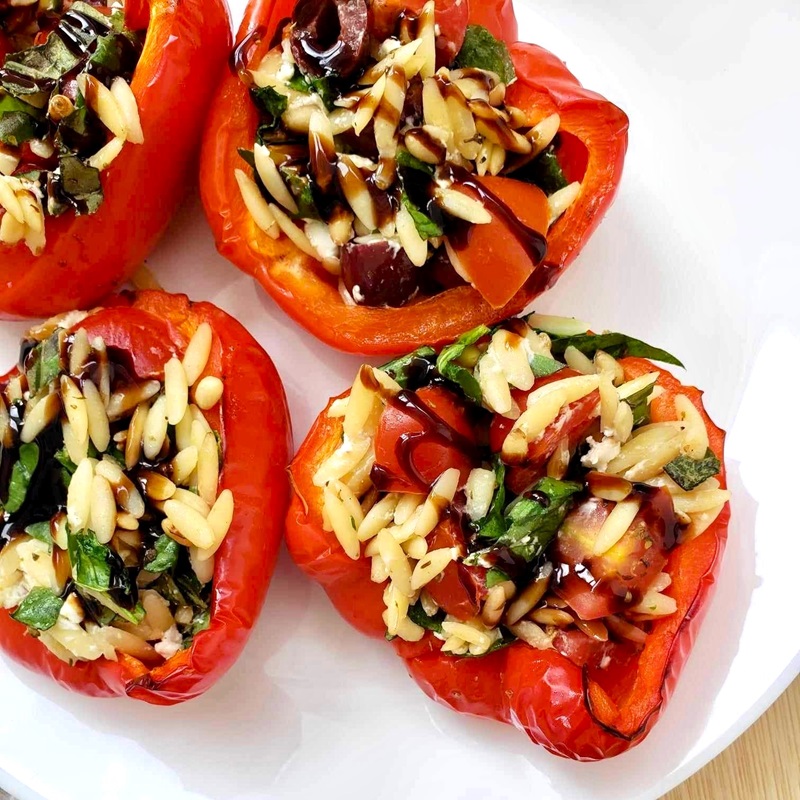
<box><xmin>1</xmin><ymin>0</ymin><xmax>799</xmax><ymax>797</ymax></box>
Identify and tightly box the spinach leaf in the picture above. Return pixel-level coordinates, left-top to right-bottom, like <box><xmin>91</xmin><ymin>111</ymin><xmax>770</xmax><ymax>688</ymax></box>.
<box><xmin>401</xmin><ymin>192</ymin><xmax>442</xmax><ymax>239</ymax></box>
<box><xmin>25</xmin><ymin>333</ymin><xmax>62</xmax><ymax>393</ymax></box>
<box><xmin>59</xmin><ymin>156</ymin><xmax>103</xmax><ymax>214</ymax></box>
<box><xmin>250</xmin><ymin>86</ymin><xmax>287</xmax><ymax>130</ymax></box>
<box><xmin>396</xmin><ymin>148</ymin><xmax>435</xmax><ymax>176</ymax></box>
<box><xmin>67</xmin><ymin>528</ymin><xmax>112</xmax><ymax>591</ymax></box>
<box><xmin>664</xmin><ymin>449</ymin><xmax>721</xmax><ymax>491</ymax></box>
<box><xmin>286</xmin><ymin>71</ymin><xmax>336</xmax><ymax>110</ymax></box>
<box><xmin>530</xmin><ymin>353</ymin><xmax>564</xmax><ymax>378</ymax></box>
<box><xmin>490</xmin><ymin>478</ymin><xmax>582</xmax><ymax>562</ymax></box>
<box><xmin>436</xmin><ymin>324</ymin><xmax>489</xmax><ymax>403</ymax></box>
<box><xmin>11</xmin><ymin>587</ymin><xmax>63</xmax><ymax>631</ymax></box>
<box><xmin>475</xmin><ymin>460</ymin><xmax>506</xmax><ymax>540</ymax></box>
<box><xmin>485</xmin><ymin>567</ymin><xmax>510</xmax><ymax>588</ymax></box>
<box><xmin>453</xmin><ymin>25</ymin><xmax>516</xmax><ymax>85</ymax></box>
<box><xmin>143</xmin><ymin>534</ymin><xmax>180</xmax><ymax>573</ymax></box>
<box><xmin>625</xmin><ymin>379</ymin><xmax>657</xmax><ymax>426</ymax></box>
<box><xmin>25</xmin><ymin>520</ymin><xmax>53</xmax><ymax>550</ymax></box>
<box><xmin>407</xmin><ymin>602</ymin><xmax>445</xmax><ymax>633</ymax></box>
<box><xmin>548</xmin><ymin>331</ymin><xmax>684</xmax><ymax>368</ymax></box>
<box><xmin>379</xmin><ymin>346</ymin><xmax>437</xmax><ymax>388</ymax></box>
<box><xmin>4</xmin><ymin>443</ymin><xmax>40</xmax><ymax>514</ymax></box>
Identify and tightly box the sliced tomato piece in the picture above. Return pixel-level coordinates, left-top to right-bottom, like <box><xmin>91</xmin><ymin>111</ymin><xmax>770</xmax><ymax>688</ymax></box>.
<box><xmin>373</xmin><ymin>385</ymin><xmax>478</xmax><ymax>493</ymax></box>
<box><xmin>554</xmin><ymin>571</ymin><xmax>622</xmax><ymax>621</ymax></box>
<box><xmin>369</xmin><ymin>0</ymin><xmax>469</xmax><ymax>65</ymax></box>
<box><xmin>449</xmin><ymin>176</ymin><xmax>550</xmax><ymax>309</ymax></box>
<box><xmin>424</xmin><ymin>517</ymin><xmax>487</xmax><ymax>621</ymax></box>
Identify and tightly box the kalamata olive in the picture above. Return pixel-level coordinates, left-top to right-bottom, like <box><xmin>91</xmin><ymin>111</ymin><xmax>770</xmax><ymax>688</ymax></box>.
<box><xmin>401</xmin><ymin>77</ymin><xmax>423</xmax><ymax>124</ymax></box>
<box><xmin>290</xmin><ymin>0</ymin><xmax>369</xmax><ymax>79</ymax></box>
<box><xmin>419</xmin><ymin>246</ymin><xmax>467</xmax><ymax>294</ymax></box>
<box><xmin>341</xmin><ymin>236</ymin><xmax>419</xmax><ymax>307</ymax></box>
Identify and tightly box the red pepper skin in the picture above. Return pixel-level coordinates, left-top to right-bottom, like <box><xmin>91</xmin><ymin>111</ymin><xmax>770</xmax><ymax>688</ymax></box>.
<box><xmin>0</xmin><ymin>1</ymin><xmax>232</xmax><ymax>319</ymax></box>
<box><xmin>200</xmin><ymin>0</ymin><xmax>628</xmax><ymax>355</ymax></box>
<box><xmin>285</xmin><ymin>358</ymin><xmax>729</xmax><ymax>759</ymax></box>
<box><xmin>0</xmin><ymin>291</ymin><xmax>293</xmax><ymax>704</ymax></box>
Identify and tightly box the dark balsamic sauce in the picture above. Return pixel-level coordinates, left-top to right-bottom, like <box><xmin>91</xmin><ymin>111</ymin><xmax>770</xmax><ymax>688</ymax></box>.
<box><xmin>230</xmin><ymin>26</ymin><xmax>267</xmax><ymax>81</ymax></box>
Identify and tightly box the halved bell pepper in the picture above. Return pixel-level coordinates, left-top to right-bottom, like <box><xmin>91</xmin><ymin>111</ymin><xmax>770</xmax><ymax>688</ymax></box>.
<box><xmin>200</xmin><ymin>0</ymin><xmax>628</xmax><ymax>354</ymax></box>
<box><xmin>0</xmin><ymin>291</ymin><xmax>292</xmax><ymax>704</ymax></box>
<box><xmin>285</xmin><ymin>352</ymin><xmax>729</xmax><ymax>759</ymax></box>
<box><xmin>0</xmin><ymin>0</ymin><xmax>232</xmax><ymax>319</ymax></box>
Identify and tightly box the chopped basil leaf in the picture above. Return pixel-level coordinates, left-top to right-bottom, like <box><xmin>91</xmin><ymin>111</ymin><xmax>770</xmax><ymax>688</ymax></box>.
<box><xmin>453</xmin><ymin>25</ymin><xmax>516</xmax><ymax>85</ymax></box>
<box><xmin>59</xmin><ymin>91</ymin><xmax>89</xmax><ymax>137</ymax></box>
<box><xmin>379</xmin><ymin>346</ymin><xmax>437</xmax><ymax>389</ymax></box>
<box><xmin>487</xmin><ymin>478</ymin><xmax>582</xmax><ymax>562</ymax></box>
<box><xmin>3</xmin><ymin>35</ymin><xmax>80</xmax><ymax>88</ymax></box>
<box><xmin>530</xmin><ymin>353</ymin><xmax>564</xmax><ymax>378</ymax></box>
<box><xmin>475</xmin><ymin>460</ymin><xmax>506</xmax><ymax>540</ymax></box>
<box><xmin>175</xmin><ymin>560</ymin><xmax>208</xmax><ymax>610</ymax></box>
<box><xmin>89</xmin><ymin>33</ymin><xmax>124</xmax><ymax>72</ymax></box>
<box><xmin>59</xmin><ymin>155</ymin><xmax>103</xmax><ymax>214</ymax></box>
<box><xmin>437</xmin><ymin>324</ymin><xmax>490</xmax><ymax>403</ymax></box>
<box><xmin>183</xmin><ymin>608</ymin><xmax>210</xmax><ymax>646</ymax></box>
<box><xmin>282</xmin><ymin>168</ymin><xmax>320</xmax><ymax>219</ymax></box>
<box><xmin>11</xmin><ymin>587</ymin><xmax>63</xmax><ymax>631</ymax></box>
<box><xmin>625</xmin><ymin>380</ymin><xmax>657</xmax><ymax>426</ymax></box>
<box><xmin>79</xmin><ymin>587</ymin><xmax>145</xmax><ymax>625</ymax></box>
<box><xmin>286</xmin><ymin>71</ymin><xmax>336</xmax><ymax>111</ymax></box>
<box><xmin>664</xmin><ymin>449</ymin><xmax>721</xmax><ymax>491</ymax></box>
<box><xmin>4</xmin><ymin>443</ymin><xmax>40</xmax><ymax>514</ymax></box>
<box><xmin>0</xmin><ymin>96</ymin><xmax>41</xmax><ymax>146</ymax></box>
<box><xmin>547</xmin><ymin>332</ymin><xmax>684</xmax><ymax>368</ymax></box>
<box><xmin>67</xmin><ymin>528</ymin><xmax>112</xmax><ymax>591</ymax></box>
<box><xmin>396</xmin><ymin>148</ymin><xmax>435</xmax><ymax>176</ymax></box>
<box><xmin>401</xmin><ymin>192</ymin><xmax>442</xmax><ymax>240</ymax></box>
<box><xmin>110</xmin><ymin>9</ymin><xmax>127</xmax><ymax>32</ymax></box>
<box><xmin>143</xmin><ymin>534</ymin><xmax>180</xmax><ymax>573</ymax></box>
<box><xmin>70</xmin><ymin>2</ymin><xmax>114</xmax><ymax>30</ymax></box>
<box><xmin>250</xmin><ymin>86</ymin><xmax>288</xmax><ymax>131</ymax></box>
<box><xmin>485</xmin><ymin>567</ymin><xmax>509</xmax><ymax>588</ymax></box>
<box><xmin>514</xmin><ymin>145</ymin><xmax>569</xmax><ymax>196</ymax></box>
<box><xmin>25</xmin><ymin>333</ymin><xmax>62</xmax><ymax>394</ymax></box>
<box><xmin>152</xmin><ymin>573</ymin><xmax>187</xmax><ymax>607</ymax></box>
<box><xmin>407</xmin><ymin>602</ymin><xmax>445</xmax><ymax>633</ymax></box>
<box><xmin>25</xmin><ymin>520</ymin><xmax>53</xmax><ymax>550</ymax></box>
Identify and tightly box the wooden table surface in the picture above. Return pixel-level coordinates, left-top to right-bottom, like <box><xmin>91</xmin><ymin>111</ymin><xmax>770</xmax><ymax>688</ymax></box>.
<box><xmin>1</xmin><ymin>678</ymin><xmax>797</xmax><ymax>799</ymax></box>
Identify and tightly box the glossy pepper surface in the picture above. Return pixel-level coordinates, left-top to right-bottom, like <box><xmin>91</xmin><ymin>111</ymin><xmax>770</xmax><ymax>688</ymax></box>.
<box><xmin>0</xmin><ymin>291</ymin><xmax>292</xmax><ymax>704</ymax></box>
<box><xmin>284</xmin><ymin>357</ymin><xmax>729</xmax><ymax>759</ymax></box>
<box><xmin>0</xmin><ymin>0</ymin><xmax>232</xmax><ymax>319</ymax></box>
<box><xmin>200</xmin><ymin>0</ymin><xmax>628</xmax><ymax>355</ymax></box>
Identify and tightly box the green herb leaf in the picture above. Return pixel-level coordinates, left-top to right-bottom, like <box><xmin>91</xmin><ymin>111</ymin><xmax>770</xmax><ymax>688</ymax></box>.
<box><xmin>11</xmin><ymin>587</ymin><xmax>63</xmax><ymax>631</ymax></box>
<box><xmin>530</xmin><ymin>353</ymin><xmax>564</xmax><ymax>378</ymax></box>
<box><xmin>4</xmin><ymin>443</ymin><xmax>40</xmax><ymax>514</ymax></box>
<box><xmin>397</xmin><ymin>148</ymin><xmax>435</xmax><ymax>176</ymax></box>
<box><xmin>401</xmin><ymin>192</ymin><xmax>442</xmax><ymax>240</ymax></box>
<box><xmin>453</xmin><ymin>25</ymin><xmax>516</xmax><ymax>85</ymax></box>
<box><xmin>436</xmin><ymin>324</ymin><xmax>490</xmax><ymax>403</ymax></box>
<box><xmin>514</xmin><ymin>145</ymin><xmax>569</xmax><ymax>196</ymax></box>
<box><xmin>475</xmin><ymin>460</ymin><xmax>506</xmax><ymax>540</ymax></box>
<box><xmin>625</xmin><ymin>379</ymin><xmax>658</xmax><ymax>426</ymax></box>
<box><xmin>379</xmin><ymin>346</ymin><xmax>437</xmax><ymax>388</ymax></box>
<box><xmin>70</xmin><ymin>2</ymin><xmax>113</xmax><ymax>30</ymax></box>
<box><xmin>461</xmin><ymin>632</ymin><xmax>516</xmax><ymax>658</ymax></box>
<box><xmin>250</xmin><ymin>86</ymin><xmax>288</xmax><ymax>131</ymax></box>
<box><xmin>282</xmin><ymin>169</ymin><xmax>320</xmax><ymax>219</ymax></box>
<box><xmin>547</xmin><ymin>332</ymin><xmax>684</xmax><ymax>368</ymax></box>
<box><xmin>3</xmin><ymin>35</ymin><xmax>81</xmax><ymax>89</ymax></box>
<box><xmin>59</xmin><ymin>90</ymin><xmax>89</xmax><ymax>137</ymax></box>
<box><xmin>237</xmin><ymin>147</ymin><xmax>256</xmax><ymax>169</ymax></box>
<box><xmin>25</xmin><ymin>520</ymin><xmax>53</xmax><ymax>550</ymax></box>
<box><xmin>485</xmin><ymin>567</ymin><xmax>510</xmax><ymax>588</ymax></box>
<box><xmin>0</xmin><ymin>96</ymin><xmax>41</xmax><ymax>146</ymax></box>
<box><xmin>175</xmin><ymin>564</ymin><xmax>208</xmax><ymax>610</ymax></box>
<box><xmin>407</xmin><ymin>602</ymin><xmax>445</xmax><ymax>633</ymax></box>
<box><xmin>143</xmin><ymin>534</ymin><xmax>180</xmax><ymax>573</ymax></box>
<box><xmin>664</xmin><ymin>449</ymin><xmax>721</xmax><ymax>491</ymax></box>
<box><xmin>67</xmin><ymin>528</ymin><xmax>112</xmax><ymax>591</ymax></box>
<box><xmin>59</xmin><ymin>155</ymin><xmax>103</xmax><ymax>215</ymax></box>
<box><xmin>79</xmin><ymin>587</ymin><xmax>145</xmax><ymax>625</ymax></box>
<box><xmin>89</xmin><ymin>33</ymin><xmax>124</xmax><ymax>72</ymax></box>
<box><xmin>25</xmin><ymin>333</ymin><xmax>62</xmax><ymax>394</ymax></box>
<box><xmin>183</xmin><ymin>608</ymin><xmax>210</xmax><ymax>646</ymax></box>
<box><xmin>151</xmin><ymin>573</ymin><xmax>187</xmax><ymax>607</ymax></box>
<box><xmin>287</xmin><ymin>70</ymin><xmax>336</xmax><ymax>110</ymax></box>
<box><xmin>491</xmin><ymin>478</ymin><xmax>582</xmax><ymax>562</ymax></box>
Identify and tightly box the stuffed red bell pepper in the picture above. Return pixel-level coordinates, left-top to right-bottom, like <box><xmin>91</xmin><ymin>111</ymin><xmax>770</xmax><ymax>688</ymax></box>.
<box><xmin>285</xmin><ymin>314</ymin><xmax>730</xmax><ymax>759</ymax></box>
<box><xmin>0</xmin><ymin>0</ymin><xmax>231</xmax><ymax>318</ymax></box>
<box><xmin>0</xmin><ymin>290</ymin><xmax>292</xmax><ymax>704</ymax></box>
<box><xmin>200</xmin><ymin>0</ymin><xmax>628</xmax><ymax>354</ymax></box>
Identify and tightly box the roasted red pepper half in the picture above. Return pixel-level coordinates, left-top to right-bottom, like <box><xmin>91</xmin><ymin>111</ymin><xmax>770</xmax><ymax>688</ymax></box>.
<box><xmin>285</xmin><ymin>319</ymin><xmax>730</xmax><ymax>759</ymax></box>
<box><xmin>200</xmin><ymin>0</ymin><xmax>628</xmax><ymax>354</ymax></box>
<box><xmin>0</xmin><ymin>1</ymin><xmax>232</xmax><ymax>319</ymax></box>
<box><xmin>0</xmin><ymin>290</ymin><xmax>292</xmax><ymax>704</ymax></box>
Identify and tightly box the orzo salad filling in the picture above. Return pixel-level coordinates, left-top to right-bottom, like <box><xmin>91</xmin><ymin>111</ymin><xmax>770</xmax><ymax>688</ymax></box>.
<box><xmin>313</xmin><ymin>315</ymin><xmax>729</xmax><ymax>664</ymax></box>
<box><xmin>0</xmin><ymin>314</ymin><xmax>232</xmax><ymax>665</ymax></box>
<box><xmin>236</xmin><ymin>0</ymin><xmax>581</xmax><ymax>309</ymax></box>
<box><xmin>0</xmin><ymin>0</ymin><xmax>145</xmax><ymax>254</ymax></box>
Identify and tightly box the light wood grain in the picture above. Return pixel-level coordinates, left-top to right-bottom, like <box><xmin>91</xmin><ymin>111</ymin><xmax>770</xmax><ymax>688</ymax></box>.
<box><xmin>663</xmin><ymin>676</ymin><xmax>800</xmax><ymax>800</ymax></box>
